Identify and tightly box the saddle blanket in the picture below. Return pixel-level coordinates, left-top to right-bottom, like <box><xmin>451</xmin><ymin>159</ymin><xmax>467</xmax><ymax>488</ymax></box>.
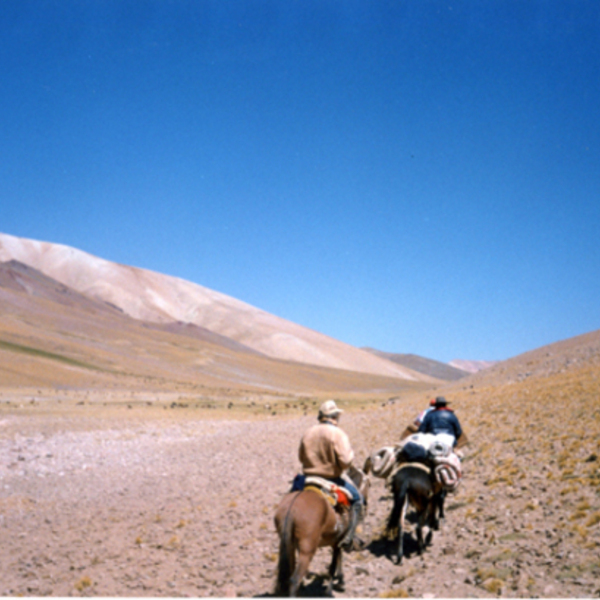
<box><xmin>291</xmin><ymin>474</ymin><xmax>352</xmax><ymax>507</ymax></box>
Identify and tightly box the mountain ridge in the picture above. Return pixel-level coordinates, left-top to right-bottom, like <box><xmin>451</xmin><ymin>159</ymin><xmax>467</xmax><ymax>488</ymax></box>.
<box><xmin>0</xmin><ymin>232</ymin><xmax>425</xmax><ymax>381</ymax></box>
<box><xmin>448</xmin><ymin>358</ymin><xmax>498</xmax><ymax>373</ymax></box>
<box><xmin>362</xmin><ymin>347</ymin><xmax>469</xmax><ymax>381</ymax></box>
<box><xmin>0</xmin><ymin>258</ymin><xmax>435</xmax><ymax>394</ymax></box>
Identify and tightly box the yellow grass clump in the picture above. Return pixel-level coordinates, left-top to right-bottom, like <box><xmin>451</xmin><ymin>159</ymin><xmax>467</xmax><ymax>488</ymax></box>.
<box><xmin>585</xmin><ymin>512</ymin><xmax>600</xmax><ymax>527</ymax></box>
<box><xmin>74</xmin><ymin>576</ymin><xmax>93</xmax><ymax>592</ymax></box>
<box><xmin>381</xmin><ymin>588</ymin><xmax>410</xmax><ymax>598</ymax></box>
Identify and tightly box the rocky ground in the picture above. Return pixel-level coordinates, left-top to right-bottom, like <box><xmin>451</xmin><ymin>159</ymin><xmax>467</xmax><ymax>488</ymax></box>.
<box><xmin>1</xmin><ymin>378</ymin><xmax>599</xmax><ymax>598</ymax></box>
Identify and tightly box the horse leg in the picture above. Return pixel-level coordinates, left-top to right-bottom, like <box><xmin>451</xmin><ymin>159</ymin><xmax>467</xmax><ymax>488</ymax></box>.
<box><xmin>387</xmin><ymin>479</ymin><xmax>409</xmax><ymax>565</ymax></box>
<box><xmin>416</xmin><ymin>518</ymin><xmax>424</xmax><ymax>555</ymax></box>
<box><xmin>289</xmin><ymin>539</ymin><xmax>317</xmax><ymax>597</ymax></box>
<box><xmin>424</xmin><ymin>509</ymin><xmax>434</xmax><ymax>548</ymax></box>
<box><xmin>422</xmin><ymin>501</ymin><xmax>435</xmax><ymax>550</ymax></box>
<box><xmin>395</xmin><ymin>490</ymin><xmax>409</xmax><ymax>564</ymax></box>
<box><xmin>431</xmin><ymin>493</ymin><xmax>440</xmax><ymax>532</ymax></box>
<box><xmin>439</xmin><ymin>489</ymin><xmax>447</xmax><ymax>521</ymax></box>
<box><xmin>417</xmin><ymin>496</ymin><xmax>436</xmax><ymax>555</ymax></box>
<box><xmin>431</xmin><ymin>488</ymin><xmax>446</xmax><ymax>531</ymax></box>
<box><xmin>328</xmin><ymin>545</ymin><xmax>345</xmax><ymax>593</ymax></box>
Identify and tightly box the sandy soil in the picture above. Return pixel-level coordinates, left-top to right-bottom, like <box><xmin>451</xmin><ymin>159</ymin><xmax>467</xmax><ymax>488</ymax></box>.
<box><xmin>1</xmin><ymin>388</ymin><xmax>599</xmax><ymax>598</ymax></box>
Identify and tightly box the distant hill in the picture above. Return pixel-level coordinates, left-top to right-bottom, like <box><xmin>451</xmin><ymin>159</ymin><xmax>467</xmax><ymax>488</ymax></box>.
<box><xmin>0</xmin><ymin>232</ymin><xmax>428</xmax><ymax>382</ymax></box>
<box><xmin>0</xmin><ymin>260</ymin><xmax>435</xmax><ymax>395</ymax></box>
<box><xmin>363</xmin><ymin>348</ymin><xmax>469</xmax><ymax>381</ymax></box>
<box><xmin>457</xmin><ymin>328</ymin><xmax>600</xmax><ymax>387</ymax></box>
<box><xmin>448</xmin><ymin>359</ymin><xmax>498</xmax><ymax>374</ymax></box>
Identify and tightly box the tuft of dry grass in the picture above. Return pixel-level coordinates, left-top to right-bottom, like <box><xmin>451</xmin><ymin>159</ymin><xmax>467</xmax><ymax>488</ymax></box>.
<box><xmin>74</xmin><ymin>576</ymin><xmax>93</xmax><ymax>592</ymax></box>
<box><xmin>380</xmin><ymin>588</ymin><xmax>410</xmax><ymax>598</ymax></box>
<box><xmin>482</xmin><ymin>577</ymin><xmax>503</xmax><ymax>594</ymax></box>
<box><xmin>585</xmin><ymin>512</ymin><xmax>600</xmax><ymax>528</ymax></box>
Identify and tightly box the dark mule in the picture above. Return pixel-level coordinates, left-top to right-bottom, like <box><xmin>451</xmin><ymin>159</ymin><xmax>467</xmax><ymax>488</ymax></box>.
<box><xmin>385</xmin><ymin>463</ymin><xmax>445</xmax><ymax>564</ymax></box>
<box><xmin>274</xmin><ymin>466</ymin><xmax>369</xmax><ymax>597</ymax></box>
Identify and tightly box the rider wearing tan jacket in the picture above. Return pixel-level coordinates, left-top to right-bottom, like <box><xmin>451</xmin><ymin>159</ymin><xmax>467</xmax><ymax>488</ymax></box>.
<box><xmin>298</xmin><ymin>400</ymin><xmax>363</xmax><ymax>550</ymax></box>
<box><xmin>299</xmin><ymin>413</ymin><xmax>354</xmax><ymax>478</ymax></box>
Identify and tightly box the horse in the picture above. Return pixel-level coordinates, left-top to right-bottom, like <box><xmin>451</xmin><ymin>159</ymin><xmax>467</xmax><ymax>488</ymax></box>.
<box><xmin>384</xmin><ymin>462</ymin><xmax>445</xmax><ymax>564</ymax></box>
<box><xmin>274</xmin><ymin>465</ymin><xmax>370</xmax><ymax>597</ymax></box>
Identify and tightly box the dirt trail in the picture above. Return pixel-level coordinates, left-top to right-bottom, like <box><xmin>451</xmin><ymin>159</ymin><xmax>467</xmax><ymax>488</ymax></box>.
<box><xmin>1</xmin><ymin>391</ymin><xmax>599</xmax><ymax>597</ymax></box>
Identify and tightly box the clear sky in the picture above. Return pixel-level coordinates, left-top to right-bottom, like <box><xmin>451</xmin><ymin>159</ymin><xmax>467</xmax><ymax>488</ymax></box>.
<box><xmin>1</xmin><ymin>1</ymin><xmax>599</xmax><ymax>363</ymax></box>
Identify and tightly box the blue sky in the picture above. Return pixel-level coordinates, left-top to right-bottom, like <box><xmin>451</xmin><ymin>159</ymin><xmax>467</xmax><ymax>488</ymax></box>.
<box><xmin>1</xmin><ymin>1</ymin><xmax>599</xmax><ymax>363</ymax></box>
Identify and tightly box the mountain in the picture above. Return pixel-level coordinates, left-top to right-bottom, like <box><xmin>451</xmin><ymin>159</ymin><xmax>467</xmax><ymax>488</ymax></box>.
<box><xmin>0</xmin><ymin>260</ymin><xmax>433</xmax><ymax>394</ymax></box>
<box><xmin>454</xmin><ymin>327</ymin><xmax>600</xmax><ymax>388</ymax></box>
<box><xmin>448</xmin><ymin>359</ymin><xmax>498</xmax><ymax>373</ymax></box>
<box><xmin>0</xmin><ymin>232</ymin><xmax>427</xmax><ymax>381</ymax></box>
<box><xmin>362</xmin><ymin>348</ymin><xmax>468</xmax><ymax>381</ymax></box>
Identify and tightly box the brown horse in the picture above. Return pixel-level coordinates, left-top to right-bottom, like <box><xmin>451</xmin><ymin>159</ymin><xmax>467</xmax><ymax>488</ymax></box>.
<box><xmin>274</xmin><ymin>466</ymin><xmax>370</xmax><ymax>597</ymax></box>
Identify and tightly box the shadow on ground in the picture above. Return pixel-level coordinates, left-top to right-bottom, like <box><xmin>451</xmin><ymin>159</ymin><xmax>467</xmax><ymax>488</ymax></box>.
<box><xmin>366</xmin><ymin>532</ymin><xmax>424</xmax><ymax>563</ymax></box>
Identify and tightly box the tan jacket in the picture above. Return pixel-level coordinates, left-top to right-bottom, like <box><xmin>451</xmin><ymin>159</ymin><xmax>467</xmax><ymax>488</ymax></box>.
<box><xmin>299</xmin><ymin>422</ymin><xmax>355</xmax><ymax>478</ymax></box>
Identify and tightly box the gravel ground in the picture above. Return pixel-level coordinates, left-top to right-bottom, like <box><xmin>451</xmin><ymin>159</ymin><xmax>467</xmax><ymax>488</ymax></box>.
<box><xmin>1</xmin><ymin>392</ymin><xmax>599</xmax><ymax>598</ymax></box>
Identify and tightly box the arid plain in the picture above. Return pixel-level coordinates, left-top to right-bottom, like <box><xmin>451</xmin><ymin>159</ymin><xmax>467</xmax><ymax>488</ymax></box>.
<box><xmin>1</xmin><ymin>335</ymin><xmax>599</xmax><ymax>598</ymax></box>
<box><xmin>1</xmin><ymin>235</ymin><xmax>599</xmax><ymax>597</ymax></box>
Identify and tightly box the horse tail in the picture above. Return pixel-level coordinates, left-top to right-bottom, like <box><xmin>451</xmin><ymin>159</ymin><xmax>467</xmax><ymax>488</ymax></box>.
<box><xmin>399</xmin><ymin>478</ymin><xmax>410</xmax><ymax>530</ymax></box>
<box><xmin>388</xmin><ymin>474</ymin><xmax>412</xmax><ymax>564</ymax></box>
<box><xmin>275</xmin><ymin>503</ymin><xmax>296</xmax><ymax>596</ymax></box>
<box><xmin>387</xmin><ymin>474</ymin><xmax>410</xmax><ymax>533</ymax></box>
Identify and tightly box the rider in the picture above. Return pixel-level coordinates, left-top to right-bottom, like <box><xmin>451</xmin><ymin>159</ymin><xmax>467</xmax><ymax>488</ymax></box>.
<box><xmin>418</xmin><ymin>396</ymin><xmax>463</xmax><ymax>448</ymax></box>
<box><xmin>413</xmin><ymin>398</ymin><xmax>436</xmax><ymax>429</ymax></box>
<box><xmin>400</xmin><ymin>398</ymin><xmax>436</xmax><ymax>440</ymax></box>
<box><xmin>298</xmin><ymin>399</ymin><xmax>364</xmax><ymax>550</ymax></box>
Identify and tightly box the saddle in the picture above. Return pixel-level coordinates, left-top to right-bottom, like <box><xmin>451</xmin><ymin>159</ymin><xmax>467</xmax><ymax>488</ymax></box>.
<box><xmin>293</xmin><ymin>474</ymin><xmax>352</xmax><ymax>509</ymax></box>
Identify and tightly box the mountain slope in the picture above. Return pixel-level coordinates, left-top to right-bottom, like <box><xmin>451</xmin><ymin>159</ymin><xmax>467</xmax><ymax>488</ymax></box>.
<box><xmin>0</xmin><ymin>260</ymin><xmax>431</xmax><ymax>395</ymax></box>
<box><xmin>0</xmin><ymin>232</ymin><xmax>427</xmax><ymax>381</ymax></box>
<box><xmin>454</xmin><ymin>327</ymin><xmax>600</xmax><ymax>388</ymax></box>
<box><xmin>363</xmin><ymin>347</ymin><xmax>468</xmax><ymax>381</ymax></box>
<box><xmin>448</xmin><ymin>358</ymin><xmax>497</xmax><ymax>373</ymax></box>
